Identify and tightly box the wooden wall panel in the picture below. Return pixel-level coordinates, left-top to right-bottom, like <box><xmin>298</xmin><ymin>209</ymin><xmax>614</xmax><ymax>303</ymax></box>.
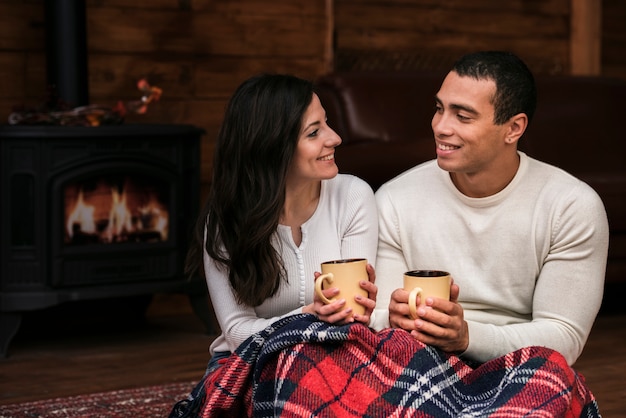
<box><xmin>334</xmin><ymin>0</ymin><xmax>571</xmax><ymax>75</ymax></box>
<box><xmin>337</xmin><ymin>3</ymin><xmax>568</xmax><ymax>37</ymax></box>
<box><xmin>570</xmin><ymin>0</ymin><xmax>601</xmax><ymax>75</ymax></box>
<box><xmin>193</xmin><ymin>57</ymin><xmax>334</xmax><ymax>98</ymax></box>
<box><xmin>334</xmin><ymin>0</ymin><xmax>626</xmax><ymax>82</ymax></box>
<box><xmin>83</xmin><ymin>1</ymin><xmax>331</xmax><ymax>191</ymax></box>
<box><xmin>0</xmin><ymin>0</ymin><xmax>332</xmax><ymax>192</ymax></box>
<box><xmin>0</xmin><ymin>2</ymin><xmax>46</xmax><ymax>107</ymax></box>
<box><xmin>0</xmin><ymin>3</ymin><xmax>43</xmax><ymax>51</ymax></box>
<box><xmin>603</xmin><ymin>0</ymin><xmax>626</xmax><ymax>79</ymax></box>
<box><xmin>1</xmin><ymin>0</ymin><xmax>624</xmax><ymax>196</ymax></box>
<box><xmin>86</xmin><ymin>7</ymin><xmax>328</xmax><ymax>57</ymax></box>
<box><xmin>0</xmin><ymin>53</ymin><xmax>28</xmax><ymax>99</ymax></box>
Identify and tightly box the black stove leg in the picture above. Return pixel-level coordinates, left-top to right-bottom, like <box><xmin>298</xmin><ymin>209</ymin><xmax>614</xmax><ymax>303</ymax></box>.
<box><xmin>0</xmin><ymin>313</ymin><xmax>21</xmax><ymax>358</ymax></box>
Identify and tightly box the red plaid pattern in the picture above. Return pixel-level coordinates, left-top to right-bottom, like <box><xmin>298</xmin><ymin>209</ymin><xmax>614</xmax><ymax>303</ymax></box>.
<box><xmin>193</xmin><ymin>314</ymin><xmax>599</xmax><ymax>417</ymax></box>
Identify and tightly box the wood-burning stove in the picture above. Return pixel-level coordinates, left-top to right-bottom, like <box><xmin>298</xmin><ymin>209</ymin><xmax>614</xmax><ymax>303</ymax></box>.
<box><xmin>0</xmin><ymin>124</ymin><xmax>205</xmax><ymax>356</ymax></box>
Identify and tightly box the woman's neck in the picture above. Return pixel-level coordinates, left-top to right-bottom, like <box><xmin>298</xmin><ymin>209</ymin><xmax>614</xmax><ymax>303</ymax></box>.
<box><xmin>280</xmin><ymin>180</ymin><xmax>322</xmax><ymax>246</ymax></box>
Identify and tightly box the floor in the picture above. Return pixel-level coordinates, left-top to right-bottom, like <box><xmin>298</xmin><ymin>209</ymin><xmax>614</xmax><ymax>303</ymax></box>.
<box><xmin>0</xmin><ymin>295</ymin><xmax>214</xmax><ymax>406</ymax></box>
<box><xmin>575</xmin><ymin>313</ymin><xmax>626</xmax><ymax>416</ymax></box>
<box><xmin>0</xmin><ymin>293</ymin><xmax>624</xmax><ymax>416</ymax></box>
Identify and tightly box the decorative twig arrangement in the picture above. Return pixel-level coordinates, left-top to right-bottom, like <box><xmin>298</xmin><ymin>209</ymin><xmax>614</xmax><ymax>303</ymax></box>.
<box><xmin>8</xmin><ymin>79</ymin><xmax>163</xmax><ymax>126</ymax></box>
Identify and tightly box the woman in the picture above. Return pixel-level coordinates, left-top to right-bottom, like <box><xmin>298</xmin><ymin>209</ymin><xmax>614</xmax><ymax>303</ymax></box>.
<box><xmin>170</xmin><ymin>73</ymin><xmax>378</xmax><ymax>417</ymax></box>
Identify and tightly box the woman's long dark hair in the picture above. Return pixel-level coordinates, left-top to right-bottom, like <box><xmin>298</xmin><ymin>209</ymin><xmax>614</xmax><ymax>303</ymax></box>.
<box><xmin>185</xmin><ymin>74</ymin><xmax>314</xmax><ymax>307</ymax></box>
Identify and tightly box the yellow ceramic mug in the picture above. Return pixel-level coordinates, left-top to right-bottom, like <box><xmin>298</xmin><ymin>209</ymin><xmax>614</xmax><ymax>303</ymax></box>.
<box><xmin>404</xmin><ymin>270</ymin><xmax>451</xmax><ymax>319</ymax></box>
<box><xmin>315</xmin><ymin>258</ymin><xmax>368</xmax><ymax>316</ymax></box>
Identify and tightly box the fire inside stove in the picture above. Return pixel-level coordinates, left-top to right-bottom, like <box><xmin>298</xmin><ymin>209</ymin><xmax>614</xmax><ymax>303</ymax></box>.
<box><xmin>64</xmin><ymin>174</ymin><xmax>170</xmax><ymax>245</ymax></box>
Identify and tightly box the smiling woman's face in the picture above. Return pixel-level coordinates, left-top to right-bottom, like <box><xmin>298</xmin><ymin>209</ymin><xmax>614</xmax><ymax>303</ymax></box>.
<box><xmin>287</xmin><ymin>93</ymin><xmax>342</xmax><ymax>183</ymax></box>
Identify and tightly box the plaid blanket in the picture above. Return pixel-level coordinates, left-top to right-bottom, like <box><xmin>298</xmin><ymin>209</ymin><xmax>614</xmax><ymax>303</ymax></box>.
<box><xmin>180</xmin><ymin>314</ymin><xmax>600</xmax><ymax>417</ymax></box>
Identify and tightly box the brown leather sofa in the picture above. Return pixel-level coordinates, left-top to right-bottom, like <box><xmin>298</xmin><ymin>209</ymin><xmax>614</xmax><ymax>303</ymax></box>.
<box><xmin>315</xmin><ymin>71</ymin><xmax>626</xmax><ymax>285</ymax></box>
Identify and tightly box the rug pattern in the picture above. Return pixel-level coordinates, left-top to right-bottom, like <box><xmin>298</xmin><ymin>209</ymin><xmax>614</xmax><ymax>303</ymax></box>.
<box><xmin>0</xmin><ymin>381</ymin><xmax>194</xmax><ymax>417</ymax></box>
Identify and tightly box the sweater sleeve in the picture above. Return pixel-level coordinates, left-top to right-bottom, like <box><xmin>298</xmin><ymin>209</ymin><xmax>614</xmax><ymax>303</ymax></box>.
<box><xmin>463</xmin><ymin>181</ymin><xmax>609</xmax><ymax>365</ymax></box>
<box><xmin>370</xmin><ymin>185</ymin><xmax>409</xmax><ymax>331</ymax></box>
<box><xmin>204</xmin><ymin>248</ymin><xmax>303</xmax><ymax>353</ymax></box>
<box><xmin>339</xmin><ymin>176</ymin><xmax>380</xmax><ymax>325</ymax></box>
<box><xmin>337</xmin><ymin>176</ymin><xmax>379</xmax><ymax>265</ymax></box>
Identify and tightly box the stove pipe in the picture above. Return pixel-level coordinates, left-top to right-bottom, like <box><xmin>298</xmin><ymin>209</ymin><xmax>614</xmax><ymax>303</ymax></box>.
<box><xmin>45</xmin><ymin>0</ymin><xmax>89</xmax><ymax>107</ymax></box>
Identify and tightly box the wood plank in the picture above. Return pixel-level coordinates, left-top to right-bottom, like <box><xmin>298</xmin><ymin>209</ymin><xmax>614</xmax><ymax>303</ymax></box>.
<box><xmin>89</xmin><ymin>53</ymin><xmax>326</xmax><ymax>99</ymax></box>
<box><xmin>324</xmin><ymin>0</ymin><xmax>335</xmax><ymax>73</ymax></box>
<box><xmin>119</xmin><ymin>98</ymin><xmax>226</xmax><ymax>185</ymax></box>
<box><xmin>336</xmin><ymin>5</ymin><xmax>568</xmax><ymax>37</ymax></box>
<box><xmin>0</xmin><ymin>0</ymin><xmax>42</xmax><ymax>3</ymax></box>
<box><xmin>0</xmin><ymin>52</ymin><xmax>46</xmax><ymax>102</ymax></box>
<box><xmin>86</xmin><ymin>6</ymin><xmax>328</xmax><ymax>57</ymax></box>
<box><xmin>86</xmin><ymin>0</ymin><xmax>189</xmax><ymax>9</ymax></box>
<box><xmin>602</xmin><ymin>0</ymin><xmax>626</xmax><ymax>79</ymax></box>
<box><xmin>603</xmin><ymin>66</ymin><xmax>626</xmax><ymax>80</ymax></box>
<box><xmin>0</xmin><ymin>99</ymin><xmax>20</xmax><ymax>122</ymax></box>
<box><xmin>193</xmin><ymin>58</ymin><xmax>328</xmax><ymax>98</ymax></box>
<box><xmin>88</xmin><ymin>54</ymin><xmax>196</xmax><ymax>99</ymax></box>
<box><xmin>570</xmin><ymin>0</ymin><xmax>601</xmax><ymax>75</ymax></box>
<box><xmin>205</xmin><ymin>0</ymin><xmax>327</xmax><ymax>15</ymax></box>
<box><xmin>88</xmin><ymin>53</ymin><xmax>326</xmax><ymax>101</ymax></box>
<box><xmin>0</xmin><ymin>53</ymin><xmax>26</xmax><ymax>98</ymax></box>
<box><xmin>87</xmin><ymin>0</ymin><xmax>325</xmax><ymax>15</ymax></box>
<box><xmin>336</xmin><ymin>0</ymin><xmax>569</xmax><ymax>15</ymax></box>
<box><xmin>574</xmin><ymin>314</ymin><xmax>626</xmax><ymax>415</ymax></box>
<box><xmin>0</xmin><ymin>3</ymin><xmax>44</xmax><ymax>51</ymax></box>
<box><xmin>333</xmin><ymin>0</ymin><xmax>572</xmax><ymax>75</ymax></box>
<box><xmin>603</xmin><ymin>48</ymin><xmax>626</xmax><ymax>67</ymax></box>
<box><xmin>337</xmin><ymin>29</ymin><xmax>568</xmax><ymax>56</ymax></box>
<box><xmin>24</xmin><ymin>53</ymin><xmax>47</xmax><ymax>98</ymax></box>
<box><xmin>0</xmin><ymin>309</ymin><xmax>214</xmax><ymax>404</ymax></box>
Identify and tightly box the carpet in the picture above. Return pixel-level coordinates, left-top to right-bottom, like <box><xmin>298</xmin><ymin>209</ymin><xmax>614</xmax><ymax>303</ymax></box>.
<box><xmin>0</xmin><ymin>381</ymin><xmax>195</xmax><ymax>418</ymax></box>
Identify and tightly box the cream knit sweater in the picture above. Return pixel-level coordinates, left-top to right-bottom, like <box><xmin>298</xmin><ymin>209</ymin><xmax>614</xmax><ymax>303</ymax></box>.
<box><xmin>372</xmin><ymin>152</ymin><xmax>609</xmax><ymax>365</ymax></box>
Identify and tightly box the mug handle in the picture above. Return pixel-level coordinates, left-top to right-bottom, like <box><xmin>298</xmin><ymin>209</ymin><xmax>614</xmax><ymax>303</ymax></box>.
<box><xmin>314</xmin><ymin>273</ymin><xmax>335</xmax><ymax>304</ymax></box>
<box><xmin>408</xmin><ymin>287</ymin><xmax>423</xmax><ymax>320</ymax></box>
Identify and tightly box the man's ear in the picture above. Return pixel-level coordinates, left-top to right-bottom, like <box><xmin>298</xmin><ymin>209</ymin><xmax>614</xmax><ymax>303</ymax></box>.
<box><xmin>505</xmin><ymin>113</ymin><xmax>528</xmax><ymax>144</ymax></box>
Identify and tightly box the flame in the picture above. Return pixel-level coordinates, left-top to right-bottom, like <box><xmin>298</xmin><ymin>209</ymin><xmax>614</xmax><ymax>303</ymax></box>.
<box><xmin>138</xmin><ymin>205</ymin><xmax>169</xmax><ymax>240</ymax></box>
<box><xmin>66</xmin><ymin>189</ymin><xmax>96</xmax><ymax>238</ymax></box>
<box><xmin>65</xmin><ymin>178</ymin><xmax>169</xmax><ymax>244</ymax></box>
<box><xmin>105</xmin><ymin>186</ymin><xmax>133</xmax><ymax>242</ymax></box>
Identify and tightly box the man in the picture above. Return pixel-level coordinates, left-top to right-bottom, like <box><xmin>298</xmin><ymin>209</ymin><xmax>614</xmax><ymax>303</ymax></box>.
<box><xmin>371</xmin><ymin>51</ymin><xmax>609</xmax><ymax>366</ymax></box>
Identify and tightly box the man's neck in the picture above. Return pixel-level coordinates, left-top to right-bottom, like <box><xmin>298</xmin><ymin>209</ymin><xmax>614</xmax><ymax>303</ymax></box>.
<box><xmin>450</xmin><ymin>153</ymin><xmax>521</xmax><ymax>198</ymax></box>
